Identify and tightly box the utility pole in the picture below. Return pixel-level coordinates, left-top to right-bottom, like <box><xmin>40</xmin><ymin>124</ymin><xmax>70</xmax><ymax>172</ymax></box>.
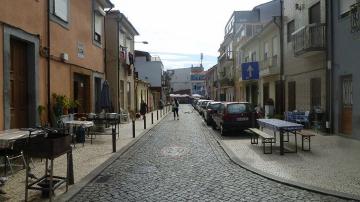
<box><xmin>280</xmin><ymin>0</ymin><xmax>285</xmax><ymax>115</ymax></box>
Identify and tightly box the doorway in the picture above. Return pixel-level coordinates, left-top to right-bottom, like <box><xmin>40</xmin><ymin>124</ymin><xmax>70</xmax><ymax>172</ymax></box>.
<box><xmin>10</xmin><ymin>38</ymin><xmax>29</xmax><ymax>128</ymax></box>
<box><xmin>73</xmin><ymin>73</ymin><xmax>90</xmax><ymax>113</ymax></box>
<box><xmin>340</xmin><ymin>75</ymin><xmax>352</xmax><ymax>135</ymax></box>
<box><xmin>263</xmin><ymin>83</ymin><xmax>269</xmax><ymax>107</ymax></box>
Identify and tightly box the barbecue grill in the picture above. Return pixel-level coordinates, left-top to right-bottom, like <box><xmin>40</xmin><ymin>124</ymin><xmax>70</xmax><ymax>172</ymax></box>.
<box><xmin>23</xmin><ymin>128</ymin><xmax>72</xmax><ymax>202</ymax></box>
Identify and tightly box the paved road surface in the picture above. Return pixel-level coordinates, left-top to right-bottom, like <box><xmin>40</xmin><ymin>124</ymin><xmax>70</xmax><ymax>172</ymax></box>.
<box><xmin>70</xmin><ymin>105</ymin><xmax>350</xmax><ymax>202</ymax></box>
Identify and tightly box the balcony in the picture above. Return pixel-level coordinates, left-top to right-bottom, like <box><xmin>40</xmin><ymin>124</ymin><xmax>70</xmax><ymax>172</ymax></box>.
<box><xmin>351</xmin><ymin>2</ymin><xmax>360</xmax><ymax>33</ymax></box>
<box><xmin>218</xmin><ymin>52</ymin><xmax>233</xmax><ymax>65</ymax></box>
<box><xmin>260</xmin><ymin>55</ymin><xmax>280</xmax><ymax>77</ymax></box>
<box><xmin>219</xmin><ymin>78</ymin><xmax>234</xmax><ymax>87</ymax></box>
<box><xmin>292</xmin><ymin>23</ymin><xmax>326</xmax><ymax>57</ymax></box>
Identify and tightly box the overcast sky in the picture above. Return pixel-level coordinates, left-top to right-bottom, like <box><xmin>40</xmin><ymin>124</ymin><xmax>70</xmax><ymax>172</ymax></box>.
<box><xmin>112</xmin><ymin>0</ymin><xmax>270</xmax><ymax>70</ymax></box>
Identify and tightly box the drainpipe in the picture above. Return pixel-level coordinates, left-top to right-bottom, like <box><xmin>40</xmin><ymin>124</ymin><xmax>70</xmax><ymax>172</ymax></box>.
<box><xmin>47</xmin><ymin>0</ymin><xmax>51</xmax><ymax>126</ymax></box>
<box><xmin>280</xmin><ymin>0</ymin><xmax>285</xmax><ymax>114</ymax></box>
<box><xmin>326</xmin><ymin>0</ymin><xmax>334</xmax><ymax>134</ymax></box>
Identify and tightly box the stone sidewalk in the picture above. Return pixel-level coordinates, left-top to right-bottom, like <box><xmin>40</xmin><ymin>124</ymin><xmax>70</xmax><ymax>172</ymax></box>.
<box><xmin>217</xmin><ymin>128</ymin><xmax>360</xmax><ymax>200</ymax></box>
<box><xmin>0</xmin><ymin>108</ymin><xmax>171</xmax><ymax>202</ymax></box>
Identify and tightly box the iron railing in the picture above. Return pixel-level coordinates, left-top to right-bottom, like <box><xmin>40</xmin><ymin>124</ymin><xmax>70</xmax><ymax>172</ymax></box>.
<box><xmin>351</xmin><ymin>2</ymin><xmax>360</xmax><ymax>33</ymax></box>
<box><xmin>260</xmin><ymin>55</ymin><xmax>279</xmax><ymax>76</ymax></box>
<box><xmin>292</xmin><ymin>23</ymin><xmax>326</xmax><ymax>56</ymax></box>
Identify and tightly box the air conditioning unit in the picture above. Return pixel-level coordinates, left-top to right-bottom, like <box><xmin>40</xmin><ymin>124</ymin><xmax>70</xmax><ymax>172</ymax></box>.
<box><xmin>60</xmin><ymin>53</ymin><xmax>69</xmax><ymax>62</ymax></box>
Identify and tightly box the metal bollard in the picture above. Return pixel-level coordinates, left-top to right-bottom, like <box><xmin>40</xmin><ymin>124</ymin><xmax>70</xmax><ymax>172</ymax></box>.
<box><xmin>157</xmin><ymin>110</ymin><xmax>159</xmax><ymax>120</ymax></box>
<box><xmin>144</xmin><ymin>115</ymin><xmax>146</xmax><ymax>129</ymax></box>
<box><xmin>151</xmin><ymin>112</ymin><xmax>154</xmax><ymax>124</ymax></box>
<box><xmin>132</xmin><ymin>120</ymin><xmax>135</xmax><ymax>138</ymax></box>
<box><xmin>112</xmin><ymin>127</ymin><xmax>116</xmax><ymax>153</ymax></box>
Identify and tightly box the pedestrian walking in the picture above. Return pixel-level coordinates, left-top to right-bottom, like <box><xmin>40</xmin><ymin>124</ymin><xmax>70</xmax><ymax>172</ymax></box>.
<box><xmin>172</xmin><ymin>98</ymin><xmax>179</xmax><ymax>120</ymax></box>
<box><xmin>140</xmin><ymin>100</ymin><xmax>147</xmax><ymax>120</ymax></box>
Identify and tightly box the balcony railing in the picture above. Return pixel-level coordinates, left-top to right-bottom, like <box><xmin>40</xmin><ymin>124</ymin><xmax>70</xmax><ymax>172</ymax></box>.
<box><xmin>351</xmin><ymin>2</ymin><xmax>360</xmax><ymax>33</ymax></box>
<box><xmin>292</xmin><ymin>23</ymin><xmax>326</xmax><ymax>57</ymax></box>
<box><xmin>260</xmin><ymin>55</ymin><xmax>279</xmax><ymax>77</ymax></box>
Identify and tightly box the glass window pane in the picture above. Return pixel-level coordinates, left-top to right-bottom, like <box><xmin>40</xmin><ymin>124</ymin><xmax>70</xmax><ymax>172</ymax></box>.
<box><xmin>54</xmin><ymin>0</ymin><xmax>68</xmax><ymax>22</ymax></box>
<box><xmin>94</xmin><ymin>13</ymin><xmax>102</xmax><ymax>35</ymax></box>
<box><xmin>227</xmin><ymin>103</ymin><xmax>249</xmax><ymax>114</ymax></box>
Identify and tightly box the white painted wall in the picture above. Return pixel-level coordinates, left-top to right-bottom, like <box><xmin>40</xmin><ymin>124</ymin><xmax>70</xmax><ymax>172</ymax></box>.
<box><xmin>135</xmin><ymin>56</ymin><xmax>164</xmax><ymax>87</ymax></box>
<box><xmin>168</xmin><ymin>67</ymin><xmax>191</xmax><ymax>92</ymax></box>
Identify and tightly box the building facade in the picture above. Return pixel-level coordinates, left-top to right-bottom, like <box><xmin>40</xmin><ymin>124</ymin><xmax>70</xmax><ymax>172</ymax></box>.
<box><xmin>105</xmin><ymin>10</ymin><xmax>138</xmax><ymax>114</ymax></box>
<box><xmin>190</xmin><ymin>66</ymin><xmax>207</xmax><ymax>97</ymax></box>
<box><xmin>167</xmin><ymin>67</ymin><xmax>192</xmax><ymax>94</ymax></box>
<box><xmin>0</xmin><ymin>0</ymin><xmax>113</xmax><ymax>129</ymax></box>
<box><xmin>134</xmin><ymin>51</ymin><xmax>164</xmax><ymax>109</ymax></box>
<box><xmin>329</xmin><ymin>0</ymin><xmax>359</xmax><ymax>138</ymax></box>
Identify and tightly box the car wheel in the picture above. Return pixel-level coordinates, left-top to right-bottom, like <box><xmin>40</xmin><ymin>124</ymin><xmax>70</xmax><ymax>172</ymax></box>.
<box><xmin>212</xmin><ymin>122</ymin><xmax>217</xmax><ymax>130</ymax></box>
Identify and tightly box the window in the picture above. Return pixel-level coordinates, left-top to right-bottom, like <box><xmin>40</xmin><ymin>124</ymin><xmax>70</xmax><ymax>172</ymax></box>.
<box><xmin>288</xmin><ymin>81</ymin><xmax>296</xmax><ymax>111</ymax></box>
<box><xmin>272</xmin><ymin>36</ymin><xmax>278</xmax><ymax>56</ymax></box>
<box><xmin>54</xmin><ymin>0</ymin><xmax>68</xmax><ymax>22</ymax></box>
<box><xmin>251</xmin><ymin>52</ymin><xmax>256</xmax><ymax>62</ymax></box>
<box><xmin>310</xmin><ymin>78</ymin><xmax>321</xmax><ymax>109</ymax></box>
<box><xmin>264</xmin><ymin>42</ymin><xmax>269</xmax><ymax>59</ymax></box>
<box><xmin>309</xmin><ymin>2</ymin><xmax>321</xmax><ymax>24</ymax></box>
<box><xmin>227</xmin><ymin>103</ymin><xmax>250</xmax><ymax>114</ymax></box>
<box><xmin>127</xmin><ymin>82</ymin><xmax>131</xmax><ymax>110</ymax></box>
<box><xmin>287</xmin><ymin>20</ymin><xmax>295</xmax><ymax>43</ymax></box>
<box><xmin>339</xmin><ymin>0</ymin><xmax>357</xmax><ymax>16</ymax></box>
<box><xmin>94</xmin><ymin>13</ymin><xmax>103</xmax><ymax>43</ymax></box>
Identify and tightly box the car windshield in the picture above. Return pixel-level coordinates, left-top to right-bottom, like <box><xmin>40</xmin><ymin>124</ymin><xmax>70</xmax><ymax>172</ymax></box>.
<box><xmin>227</xmin><ymin>103</ymin><xmax>250</xmax><ymax>114</ymax></box>
<box><xmin>202</xmin><ymin>101</ymin><xmax>209</xmax><ymax>106</ymax></box>
<box><xmin>208</xmin><ymin>103</ymin><xmax>221</xmax><ymax>110</ymax></box>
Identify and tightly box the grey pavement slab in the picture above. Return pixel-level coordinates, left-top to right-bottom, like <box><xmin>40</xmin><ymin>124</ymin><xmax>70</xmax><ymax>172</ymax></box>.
<box><xmin>0</xmin><ymin>109</ymin><xmax>170</xmax><ymax>202</ymax></box>
<box><xmin>68</xmin><ymin>105</ymin><xmax>350</xmax><ymax>201</ymax></box>
<box><xmin>215</xmin><ymin>120</ymin><xmax>360</xmax><ymax>200</ymax></box>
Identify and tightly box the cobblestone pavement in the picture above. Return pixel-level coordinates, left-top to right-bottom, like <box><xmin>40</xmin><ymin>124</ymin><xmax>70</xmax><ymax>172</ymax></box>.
<box><xmin>70</xmin><ymin>105</ymin><xmax>351</xmax><ymax>202</ymax></box>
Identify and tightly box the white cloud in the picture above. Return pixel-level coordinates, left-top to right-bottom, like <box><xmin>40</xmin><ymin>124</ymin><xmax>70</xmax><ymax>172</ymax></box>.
<box><xmin>113</xmin><ymin>0</ymin><xmax>271</xmax><ymax>69</ymax></box>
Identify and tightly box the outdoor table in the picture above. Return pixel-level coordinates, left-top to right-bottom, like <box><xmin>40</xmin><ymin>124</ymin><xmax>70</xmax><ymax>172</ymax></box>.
<box><xmin>257</xmin><ymin>119</ymin><xmax>303</xmax><ymax>155</ymax></box>
<box><xmin>63</xmin><ymin>120</ymin><xmax>94</xmax><ymax>148</ymax></box>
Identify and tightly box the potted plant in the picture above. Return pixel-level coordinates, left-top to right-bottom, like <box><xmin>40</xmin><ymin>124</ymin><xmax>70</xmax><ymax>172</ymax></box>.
<box><xmin>68</xmin><ymin>100</ymin><xmax>80</xmax><ymax>114</ymax></box>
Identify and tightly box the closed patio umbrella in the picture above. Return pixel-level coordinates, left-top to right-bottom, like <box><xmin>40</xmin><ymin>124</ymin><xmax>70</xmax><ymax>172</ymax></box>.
<box><xmin>100</xmin><ymin>80</ymin><xmax>112</xmax><ymax>112</ymax></box>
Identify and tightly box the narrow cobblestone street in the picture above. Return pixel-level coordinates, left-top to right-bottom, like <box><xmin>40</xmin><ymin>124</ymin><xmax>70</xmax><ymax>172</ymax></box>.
<box><xmin>69</xmin><ymin>105</ymin><xmax>350</xmax><ymax>201</ymax></box>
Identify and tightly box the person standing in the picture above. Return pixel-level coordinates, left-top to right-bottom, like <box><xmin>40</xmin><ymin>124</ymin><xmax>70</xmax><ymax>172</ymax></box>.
<box><xmin>172</xmin><ymin>98</ymin><xmax>179</xmax><ymax>120</ymax></box>
<box><xmin>140</xmin><ymin>100</ymin><xmax>147</xmax><ymax>119</ymax></box>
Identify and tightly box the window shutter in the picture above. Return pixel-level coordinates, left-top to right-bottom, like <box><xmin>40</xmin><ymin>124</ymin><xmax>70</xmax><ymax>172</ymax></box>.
<box><xmin>54</xmin><ymin>0</ymin><xmax>68</xmax><ymax>22</ymax></box>
<box><xmin>94</xmin><ymin>13</ymin><xmax>102</xmax><ymax>35</ymax></box>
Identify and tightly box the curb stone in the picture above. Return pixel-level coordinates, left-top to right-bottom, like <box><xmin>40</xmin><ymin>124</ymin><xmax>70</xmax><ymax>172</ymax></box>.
<box><xmin>55</xmin><ymin>111</ymin><xmax>171</xmax><ymax>202</ymax></box>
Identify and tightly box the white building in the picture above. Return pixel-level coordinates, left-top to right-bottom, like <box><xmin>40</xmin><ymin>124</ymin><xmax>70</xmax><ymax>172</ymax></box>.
<box><xmin>134</xmin><ymin>51</ymin><xmax>165</xmax><ymax>106</ymax></box>
<box><xmin>167</xmin><ymin>67</ymin><xmax>192</xmax><ymax>93</ymax></box>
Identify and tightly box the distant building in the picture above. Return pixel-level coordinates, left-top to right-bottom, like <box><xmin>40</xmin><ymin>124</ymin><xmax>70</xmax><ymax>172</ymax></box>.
<box><xmin>191</xmin><ymin>66</ymin><xmax>207</xmax><ymax>97</ymax></box>
<box><xmin>134</xmin><ymin>51</ymin><xmax>164</xmax><ymax>108</ymax></box>
<box><xmin>105</xmin><ymin>10</ymin><xmax>138</xmax><ymax>113</ymax></box>
<box><xmin>167</xmin><ymin>67</ymin><xmax>192</xmax><ymax>94</ymax></box>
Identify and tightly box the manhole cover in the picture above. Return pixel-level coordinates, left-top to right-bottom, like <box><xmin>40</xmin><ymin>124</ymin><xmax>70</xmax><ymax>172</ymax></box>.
<box><xmin>95</xmin><ymin>175</ymin><xmax>112</xmax><ymax>183</ymax></box>
<box><xmin>161</xmin><ymin>146</ymin><xmax>188</xmax><ymax>157</ymax></box>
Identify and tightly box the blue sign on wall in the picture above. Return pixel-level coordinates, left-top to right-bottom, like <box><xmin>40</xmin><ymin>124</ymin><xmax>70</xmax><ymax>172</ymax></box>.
<box><xmin>241</xmin><ymin>62</ymin><xmax>259</xmax><ymax>80</ymax></box>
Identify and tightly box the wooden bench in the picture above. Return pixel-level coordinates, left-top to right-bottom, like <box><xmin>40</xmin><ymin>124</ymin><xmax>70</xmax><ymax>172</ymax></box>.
<box><xmin>249</xmin><ymin>128</ymin><xmax>275</xmax><ymax>154</ymax></box>
<box><xmin>297</xmin><ymin>132</ymin><xmax>315</xmax><ymax>151</ymax></box>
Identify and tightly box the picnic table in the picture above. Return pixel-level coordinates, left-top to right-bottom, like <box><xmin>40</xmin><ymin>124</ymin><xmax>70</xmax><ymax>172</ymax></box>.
<box><xmin>257</xmin><ymin>119</ymin><xmax>303</xmax><ymax>155</ymax></box>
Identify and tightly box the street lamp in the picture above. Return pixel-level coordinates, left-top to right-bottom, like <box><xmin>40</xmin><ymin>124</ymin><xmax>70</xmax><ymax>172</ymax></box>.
<box><xmin>135</xmin><ymin>41</ymin><xmax>149</xmax><ymax>44</ymax></box>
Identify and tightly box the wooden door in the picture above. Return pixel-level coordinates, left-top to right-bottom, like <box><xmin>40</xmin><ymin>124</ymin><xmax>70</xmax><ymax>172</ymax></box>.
<box><xmin>340</xmin><ymin>76</ymin><xmax>352</xmax><ymax>135</ymax></box>
<box><xmin>263</xmin><ymin>83</ymin><xmax>269</xmax><ymax>106</ymax></box>
<box><xmin>74</xmin><ymin>73</ymin><xmax>90</xmax><ymax>113</ymax></box>
<box><xmin>10</xmin><ymin>38</ymin><xmax>29</xmax><ymax>128</ymax></box>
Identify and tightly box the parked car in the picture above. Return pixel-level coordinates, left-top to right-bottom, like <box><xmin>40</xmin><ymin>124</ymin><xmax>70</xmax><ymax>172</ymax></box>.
<box><xmin>212</xmin><ymin>102</ymin><xmax>255</xmax><ymax>135</ymax></box>
<box><xmin>204</xmin><ymin>102</ymin><xmax>221</xmax><ymax>125</ymax></box>
<box><xmin>195</xmin><ymin>100</ymin><xmax>204</xmax><ymax>111</ymax></box>
<box><xmin>199</xmin><ymin>100</ymin><xmax>213</xmax><ymax>116</ymax></box>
